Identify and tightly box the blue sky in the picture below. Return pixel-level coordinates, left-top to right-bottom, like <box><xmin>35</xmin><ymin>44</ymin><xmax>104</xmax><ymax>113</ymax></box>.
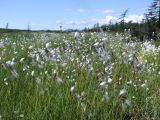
<box><xmin>0</xmin><ymin>0</ymin><xmax>152</xmax><ymax>30</ymax></box>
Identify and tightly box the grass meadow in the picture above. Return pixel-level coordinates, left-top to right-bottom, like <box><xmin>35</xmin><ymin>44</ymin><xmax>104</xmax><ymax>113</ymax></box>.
<box><xmin>0</xmin><ymin>31</ymin><xmax>160</xmax><ymax>120</ymax></box>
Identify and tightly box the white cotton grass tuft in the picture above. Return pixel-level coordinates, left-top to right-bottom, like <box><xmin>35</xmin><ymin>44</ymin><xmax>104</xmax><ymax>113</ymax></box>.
<box><xmin>31</xmin><ymin>71</ymin><xmax>35</xmax><ymax>76</ymax></box>
<box><xmin>100</xmin><ymin>81</ymin><xmax>107</xmax><ymax>88</ymax></box>
<box><xmin>119</xmin><ymin>88</ymin><xmax>127</xmax><ymax>96</ymax></box>
<box><xmin>70</xmin><ymin>86</ymin><xmax>76</xmax><ymax>92</ymax></box>
<box><xmin>29</xmin><ymin>45</ymin><xmax>33</xmax><ymax>49</ymax></box>
<box><xmin>6</xmin><ymin>60</ymin><xmax>15</xmax><ymax>67</ymax></box>
<box><xmin>20</xmin><ymin>58</ymin><xmax>25</xmax><ymax>63</ymax></box>
<box><xmin>5</xmin><ymin>82</ymin><xmax>8</xmax><ymax>86</ymax></box>
<box><xmin>74</xmin><ymin>32</ymin><xmax>79</xmax><ymax>38</ymax></box>
<box><xmin>141</xmin><ymin>83</ymin><xmax>146</xmax><ymax>88</ymax></box>
<box><xmin>45</xmin><ymin>42</ymin><xmax>51</xmax><ymax>48</ymax></box>
<box><xmin>0</xmin><ymin>42</ymin><xmax>4</xmax><ymax>48</ymax></box>
<box><xmin>141</xmin><ymin>80</ymin><xmax>148</xmax><ymax>88</ymax></box>
<box><xmin>94</xmin><ymin>42</ymin><xmax>100</xmax><ymax>47</ymax></box>
<box><xmin>56</xmin><ymin>77</ymin><xmax>63</xmax><ymax>84</ymax></box>
<box><xmin>19</xmin><ymin>114</ymin><xmax>24</xmax><ymax>118</ymax></box>
<box><xmin>36</xmin><ymin>54</ymin><xmax>40</xmax><ymax>62</ymax></box>
<box><xmin>108</xmin><ymin>78</ymin><xmax>112</xmax><ymax>83</ymax></box>
<box><xmin>104</xmin><ymin>91</ymin><xmax>109</xmax><ymax>100</ymax></box>
<box><xmin>45</xmin><ymin>71</ymin><xmax>48</xmax><ymax>75</ymax></box>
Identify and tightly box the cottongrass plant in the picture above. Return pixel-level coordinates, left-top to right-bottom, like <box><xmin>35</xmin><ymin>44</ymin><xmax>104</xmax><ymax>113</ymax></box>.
<box><xmin>0</xmin><ymin>32</ymin><xmax>160</xmax><ymax>119</ymax></box>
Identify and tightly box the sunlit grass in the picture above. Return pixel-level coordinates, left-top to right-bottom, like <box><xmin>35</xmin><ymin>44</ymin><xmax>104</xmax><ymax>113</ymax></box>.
<box><xmin>0</xmin><ymin>32</ymin><xmax>160</xmax><ymax>119</ymax></box>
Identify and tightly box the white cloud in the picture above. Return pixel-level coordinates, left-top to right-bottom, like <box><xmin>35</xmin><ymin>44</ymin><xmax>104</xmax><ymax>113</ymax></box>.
<box><xmin>105</xmin><ymin>16</ymin><xmax>117</xmax><ymax>23</ymax></box>
<box><xmin>55</xmin><ymin>14</ymin><xmax>144</xmax><ymax>30</ymax></box>
<box><xmin>66</xmin><ymin>8</ymin><xmax>114</xmax><ymax>14</ymax></box>
<box><xmin>125</xmin><ymin>15</ymin><xmax>144</xmax><ymax>23</ymax></box>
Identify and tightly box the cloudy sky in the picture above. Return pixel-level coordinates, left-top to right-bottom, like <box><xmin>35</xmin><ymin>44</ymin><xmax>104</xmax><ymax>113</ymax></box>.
<box><xmin>0</xmin><ymin>0</ymin><xmax>152</xmax><ymax>30</ymax></box>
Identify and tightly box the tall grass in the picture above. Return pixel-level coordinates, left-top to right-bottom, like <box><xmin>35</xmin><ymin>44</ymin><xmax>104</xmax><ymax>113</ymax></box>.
<box><xmin>0</xmin><ymin>32</ymin><xmax>160</xmax><ymax>119</ymax></box>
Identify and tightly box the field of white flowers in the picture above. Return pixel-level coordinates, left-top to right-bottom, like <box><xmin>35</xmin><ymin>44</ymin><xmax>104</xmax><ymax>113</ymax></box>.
<box><xmin>0</xmin><ymin>31</ymin><xmax>160</xmax><ymax>119</ymax></box>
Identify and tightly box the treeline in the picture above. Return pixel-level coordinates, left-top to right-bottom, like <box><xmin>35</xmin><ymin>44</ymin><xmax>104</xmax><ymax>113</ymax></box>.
<box><xmin>85</xmin><ymin>0</ymin><xmax>160</xmax><ymax>41</ymax></box>
<box><xmin>0</xmin><ymin>28</ymin><xmax>71</xmax><ymax>34</ymax></box>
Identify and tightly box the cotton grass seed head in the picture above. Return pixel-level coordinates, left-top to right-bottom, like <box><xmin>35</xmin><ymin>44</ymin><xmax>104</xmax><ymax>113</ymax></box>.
<box><xmin>20</xmin><ymin>58</ymin><xmax>25</xmax><ymax>63</ymax></box>
<box><xmin>119</xmin><ymin>88</ymin><xmax>127</xmax><ymax>96</ymax></box>
<box><xmin>100</xmin><ymin>81</ymin><xmax>107</xmax><ymax>88</ymax></box>
<box><xmin>71</xmin><ymin>86</ymin><xmax>76</xmax><ymax>92</ymax></box>
<box><xmin>108</xmin><ymin>78</ymin><xmax>112</xmax><ymax>83</ymax></box>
